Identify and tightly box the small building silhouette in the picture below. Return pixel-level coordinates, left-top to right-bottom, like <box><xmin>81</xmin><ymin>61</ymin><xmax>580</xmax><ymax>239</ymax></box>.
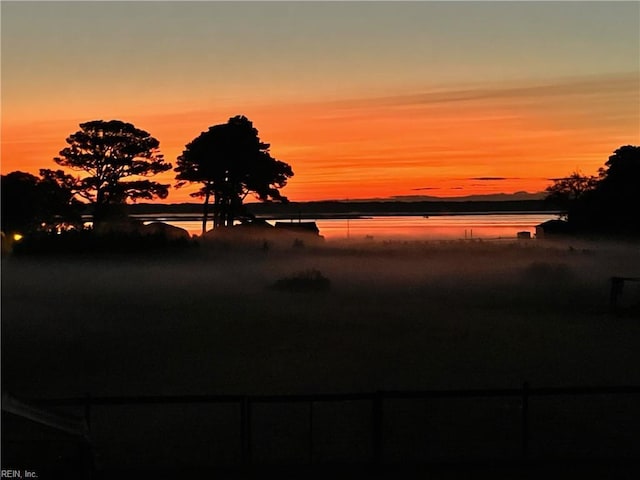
<box><xmin>536</xmin><ymin>219</ymin><xmax>571</xmax><ymax>239</ymax></box>
<box><xmin>274</xmin><ymin>221</ymin><xmax>321</xmax><ymax>236</ymax></box>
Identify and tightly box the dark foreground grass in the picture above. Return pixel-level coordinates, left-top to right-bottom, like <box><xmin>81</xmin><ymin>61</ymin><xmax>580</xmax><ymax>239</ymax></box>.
<box><xmin>2</xmin><ymin>238</ymin><xmax>640</xmax><ymax>472</ymax></box>
<box><xmin>88</xmin><ymin>461</ymin><xmax>640</xmax><ymax>480</ymax></box>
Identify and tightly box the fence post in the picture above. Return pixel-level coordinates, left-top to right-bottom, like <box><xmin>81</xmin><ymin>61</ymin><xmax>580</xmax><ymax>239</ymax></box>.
<box><xmin>521</xmin><ymin>382</ymin><xmax>529</xmax><ymax>460</ymax></box>
<box><xmin>84</xmin><ymin>392</ymin><xmax>92</xmax><ymax>432</ymax></box>
<box><xmin>83</xmin><ymin>393</ymin><xmax>94</xmax><ymax>478</ymax></box>
<box><xmin>308</xmin><ymin>401</ymin><xmax>314</xmax><ymax>465</ymax></box>
<box><xmin>241</xmin><ymin>397</ymin><xmax>252</xmax><ymax>466</ymax></box>
<box><xmin>372</xmin><ymin>391</ymin><xmax>383</xmax><ymax>465</ymax></box>
<box><xmin>610</xmin><ymin>277</ymin><xmax>624</xmax><ymax>315</ymax></box>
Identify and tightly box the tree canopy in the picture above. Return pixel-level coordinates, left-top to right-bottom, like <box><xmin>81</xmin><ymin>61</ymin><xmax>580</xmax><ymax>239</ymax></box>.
<box><xmin>547</xmin><ymin>145</ymin><xmax>640</xmax><ymax>235</ymax></box>
<box><xmin>597</xmin><ymin>145</ymin><xmax>640</xmax><ymax>198</ymax></box>
<box><xmin>545</xmin><ymin>171</ymin><xmax>598</xmax><ymax>217</ymax></box>
<box><xmin>54</xmin><ymin>120</ymin><xmax>172</xmax><ymax>223</ymax></box>
<box><xmin>175</xmin><ymin>115</ymin><xmax>293</xmax><ymax>232</ymax></box>
<box><xmin>1</xmin><ymin>170</ymin><xmax>83</xmax><ymax>234</ymax></box>
<box><xmin>587</xmin><ymin>145</ymin><xmax>640</xmax><ymax>233</ymax></box>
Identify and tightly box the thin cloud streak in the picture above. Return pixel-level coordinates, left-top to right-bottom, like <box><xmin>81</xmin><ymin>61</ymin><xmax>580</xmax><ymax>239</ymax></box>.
<box><xmin>471</xmin><ymin>177</ymin><xmax>511</xmax><ymax>181</ymax></box>
<box><xmin>331</xmin><ymin>72</ymin><xmax>638</xmax><ymax>110</ymax></box>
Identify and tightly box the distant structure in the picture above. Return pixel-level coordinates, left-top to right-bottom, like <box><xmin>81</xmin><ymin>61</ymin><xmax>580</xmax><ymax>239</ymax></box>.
<box><xmin>202</xmin><ymin>219</ymin><xmax>323</xmax><ymax>248</ymax></box>
<box><xmin>93</xmin><ymin>219</ymin><xmax>190</xmax><ymax>240</ymax></box>
<box><xmin>274</xmin><ymin>221</ymin><xmax>321</xmax><ymax>236</ymax></box>
<box><xmin>535</xmin><ymin>219</ymin><xmax>572</xmax><ymax>239</ymax></box>
<box><xmin>141</xmin><ymin>222</ymin><xmax>191</xmax><ymax>240</ymax></box>
<box><xmin>275</xmin><ymin>221</ymin><xmax>324</xmax><ymax>245</ymax></box>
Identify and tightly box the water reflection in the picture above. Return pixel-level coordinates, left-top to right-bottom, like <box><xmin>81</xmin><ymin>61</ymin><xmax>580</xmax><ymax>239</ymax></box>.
<box><xmin>162</xmin><ymin>214</ymin><xmax>558</xmax><ymax>241</ymax></box>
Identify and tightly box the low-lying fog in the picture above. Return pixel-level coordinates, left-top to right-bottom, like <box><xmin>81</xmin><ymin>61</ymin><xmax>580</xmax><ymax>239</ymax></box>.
<box><xmin>3</xmin><ymin>238</ymin><xmax>640</xmax><ymax>398</ymax></box>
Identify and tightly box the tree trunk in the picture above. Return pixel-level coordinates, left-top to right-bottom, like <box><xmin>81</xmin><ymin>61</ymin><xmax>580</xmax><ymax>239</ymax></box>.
<box><xmin>227</xmin><ymin>196</ymin><xmax>234</xmax><ymax>227</ymax></box>
<box><xmin>201</xmin><ymin>189</ymin><xmax>210</xmax><ymax>235</ymax></box>
<box><xmin>214</xmin><ymin>194</ymin><xmax>221</xmax><ymax>228</ymax></box>
<box><xmin>220</xmin><ymin>195</ymin><xmax>229</xmax><ymax>227</ymax></box>
<box><xmin>94</xmin><ymin>187</ymin><xmax>105</xmax><ymax>225</ymax></box>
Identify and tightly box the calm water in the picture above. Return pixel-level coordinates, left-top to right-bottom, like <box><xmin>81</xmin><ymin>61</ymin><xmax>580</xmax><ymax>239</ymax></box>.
<box><xmin>154</xmin><ymin>213</ymin><xmax>558</xmax><ymax>241</ymax></box>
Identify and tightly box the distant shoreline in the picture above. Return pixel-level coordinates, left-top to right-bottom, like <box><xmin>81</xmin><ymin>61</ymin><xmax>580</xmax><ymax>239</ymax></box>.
<box><xmin>123</xmin><ymin>199</ymin><xmax>559</xmax><ymax>220</ymax></box>
<box><xmin>116</xmin><ymin>210</ymin><xmax>560</xmax><ymax>223</ymax></box>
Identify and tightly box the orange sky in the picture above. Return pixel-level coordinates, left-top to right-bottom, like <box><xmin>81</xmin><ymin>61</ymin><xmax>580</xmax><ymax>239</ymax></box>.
<box><xmin>2</xmin><ymin>73</ymin><xmax>638</xmax><ymax>202</ymax></box>
<box><xmin>2</xmin><ymin>2</ymin><xmax>639</xmax><ymax>203</ymax></box>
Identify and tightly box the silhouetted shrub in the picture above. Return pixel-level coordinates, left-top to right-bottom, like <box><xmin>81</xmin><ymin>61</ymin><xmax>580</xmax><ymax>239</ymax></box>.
<box><xmin>522</xmin><ymin>261</ymin><xmax>574</xmax><ymax>284</ymax></box>
<box><xmin>271</xmin><ymin>269</ymin><xmax>331</xmax><ymax>293</ymax></box>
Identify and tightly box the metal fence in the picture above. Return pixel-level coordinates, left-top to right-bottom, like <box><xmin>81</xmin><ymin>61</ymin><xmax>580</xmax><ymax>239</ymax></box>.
<box><xmin>23</xmin><ymin>382</ymin><xmax>640</xmax><ymax>471</ymax></box>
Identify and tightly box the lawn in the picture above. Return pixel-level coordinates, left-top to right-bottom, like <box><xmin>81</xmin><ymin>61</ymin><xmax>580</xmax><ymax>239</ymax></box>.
<box><xmin>2</xmin><ymin>238</ymin><xmax>640</xmax><ymax>471</ymax></box>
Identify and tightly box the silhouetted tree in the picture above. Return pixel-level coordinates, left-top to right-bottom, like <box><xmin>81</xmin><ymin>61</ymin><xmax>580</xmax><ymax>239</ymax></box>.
<box><xmin>556</xmin><ymin>145</ymin><xmax>640</xmax><ymax>235</ymax></box>
<box><xmin>175</xmin><ymin>115</ymin><xmax>293</xmax><ymax>233</ymax></box>
<box><xmin>545</xmin><ymin>171</ymin><xmax>598</xmax><ymax>217</ymax></box>
<box><xmin>589</xmin><ymin>145</ymin><xmax>640</xmax><ymax>233</ymax></box>
<box><xmin>597</xmin><ymin>145</ymin><xmax>640</xmax><ymax>192</ymax></box>
<box><xmin>1</xmin><ymin>170</ymin><xmax>83</xmax><ymax>234</ymax></box>
<box><xmin>54</xmin><ymin>120</ymin><xmax>172</xmax><ymax>224</ymax></box>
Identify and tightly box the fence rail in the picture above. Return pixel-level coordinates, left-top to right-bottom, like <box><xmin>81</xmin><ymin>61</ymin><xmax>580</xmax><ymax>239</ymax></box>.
<box><xmin>35</xmin><ymin>384</ymin><xmax>640</xmax><ymax>407</ymax></box>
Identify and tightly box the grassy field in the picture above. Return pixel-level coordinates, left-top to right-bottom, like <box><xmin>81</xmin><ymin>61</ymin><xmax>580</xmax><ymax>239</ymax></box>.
<box><xmin>2</xmin><ymin>237</ymin><xmax>640</xmax><ymax>471</ymax></box>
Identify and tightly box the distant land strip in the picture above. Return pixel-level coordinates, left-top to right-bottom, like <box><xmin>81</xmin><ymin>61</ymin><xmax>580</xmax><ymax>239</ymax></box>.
<box><xmin>123</xmin><ymin>199</ymin><xmax>560</xmax><ymax>220</ymax></box>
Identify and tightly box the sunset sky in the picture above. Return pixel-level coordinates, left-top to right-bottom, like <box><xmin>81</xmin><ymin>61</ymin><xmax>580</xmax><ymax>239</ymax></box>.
<box><xmin>2</xmin><ymin>1</ymin><xmax>639</xmax><ymax>202</ymax></box>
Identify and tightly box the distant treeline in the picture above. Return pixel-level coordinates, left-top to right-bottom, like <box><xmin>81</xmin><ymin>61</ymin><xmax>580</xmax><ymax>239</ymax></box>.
<box><xmin>126</xmin><ymin>199</ymin><xmax>556</xmax><ymax>218</ymax></box>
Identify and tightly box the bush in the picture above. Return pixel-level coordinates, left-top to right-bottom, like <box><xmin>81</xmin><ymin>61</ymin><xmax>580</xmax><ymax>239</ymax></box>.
<box><xmin>271</xmin><ymin>269</ymin><xmax>331</xmax><ymax>293</ymax></box>
<box><xmin>522</xmin><ymin>261</ymin><xmax>574</xmax><ymax>284</ymax></box>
